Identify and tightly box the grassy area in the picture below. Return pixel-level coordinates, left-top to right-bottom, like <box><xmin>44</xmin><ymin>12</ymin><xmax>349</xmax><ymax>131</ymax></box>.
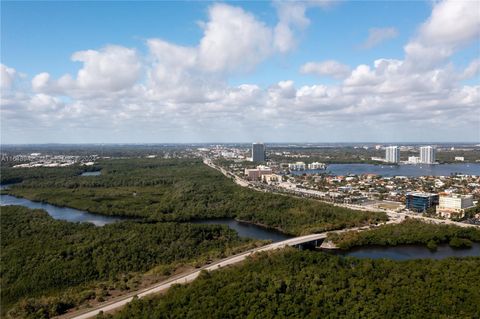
<box><xmin>2</xmin><ymin>158</ymin><xmax>387</xmax><ymax>235</ymax></box>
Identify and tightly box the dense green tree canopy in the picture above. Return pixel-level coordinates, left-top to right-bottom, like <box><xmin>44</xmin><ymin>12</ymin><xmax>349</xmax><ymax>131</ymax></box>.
<box><xmin>109</xmin><ymin>249</ymin><xmax>480</xmax><ymax>319</ymax></box>
<box><xmin>2</xmin><ymin>158</ymin><xmax>386</xmax><ymax>235</ymax></box>
<box><xmin>328</xmin><ymin>219</ymin><xmax>480</xmax><ymax>249</ymax></box>
<box><xmin>1</xmin><ymin>206</ymin><xmax>256</xmax><ymax>318</ymax></box>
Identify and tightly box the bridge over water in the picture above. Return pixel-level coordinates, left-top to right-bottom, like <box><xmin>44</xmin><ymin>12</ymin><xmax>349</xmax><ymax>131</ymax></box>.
<box><xmin>60</xmin><ymin>231</ymin><xmax>333</xmax><ymax>319</ymax></box>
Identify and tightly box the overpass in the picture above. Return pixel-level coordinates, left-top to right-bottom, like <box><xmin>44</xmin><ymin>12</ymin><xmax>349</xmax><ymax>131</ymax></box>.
<box><xmin>58</xmin><ymin>230</ymin><xmax>346</xmax><ymax>319</ymax></box>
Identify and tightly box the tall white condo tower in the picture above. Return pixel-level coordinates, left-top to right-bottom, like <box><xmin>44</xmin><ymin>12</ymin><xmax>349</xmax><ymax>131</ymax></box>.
<box><xmin>385</xmin><ymin>146</ymin><xmax>400</xmax><ymax>163</ymax></box>
<box><xmin>420</xmin><ymin>146</ymin><xmax>436</xmax><ymax>164</ymax></box>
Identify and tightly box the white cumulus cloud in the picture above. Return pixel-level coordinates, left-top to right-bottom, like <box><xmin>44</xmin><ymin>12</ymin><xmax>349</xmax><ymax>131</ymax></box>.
<box><xmin>2</xmin><ymin>0</ymin><xmax>479</xmax><ymax>143</ymax></box>
<box><xmin>300</xmin><ymin>60</ymin><xmax>351</xmax><ymax>79</ymax></box>
<box><xmin>32</xmin><ymin>45</ymin><xmax>141</xmax><ymax>96</ymax></box>
<box><xmin>404</xmin><ymin>0</ymin><xmax>480</xmax><ymax>69</ymax></box>
<box><xmin>1</xmin><ymin>64</ymin><xmax>17</xmax><ymax>89</ymax></box>
<box><xmin>198</xmin><ymin>4</ymin><xmax>273</xmax><ymax>73</ymax></box>
<box><xmin>273</xmin><ymin>0</ymin><xmax>335</xmax><ymax>52</ymax></box>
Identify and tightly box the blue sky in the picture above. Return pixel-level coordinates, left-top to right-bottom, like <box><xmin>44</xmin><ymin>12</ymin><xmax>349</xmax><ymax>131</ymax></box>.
<box><xmin>2</xmin><ymin>1</ymin><xmax>431</xmax><ymax>81</ymax></box>
<box><xmin>1</xmin><ymin>0</ymin><xmax>479</xmax><ymax>143</ymax></box>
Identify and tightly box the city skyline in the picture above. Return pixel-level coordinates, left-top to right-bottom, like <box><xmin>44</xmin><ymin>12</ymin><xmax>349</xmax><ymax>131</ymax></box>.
<box><xmin>1</xmin><ymin>0</ymin><xmax>479</xmax><ymax>144</ymax></box>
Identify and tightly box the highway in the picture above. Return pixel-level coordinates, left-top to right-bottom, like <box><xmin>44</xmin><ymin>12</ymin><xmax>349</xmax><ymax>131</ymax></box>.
<box><xmin>204</xmin><ymin>158</ymin><xmax>480</xmax><ymax>229</ymax></box>
<box><xmin>60</xmin><ymin>160</ymin><xmax>477</xmax><ymax>318</ymax></box>
<box><xmin>59</xmin><ymin>231</ymin><xmax>343</xmax><ymax>319</ymax></box>
<box><xmin>63</xmin><ymin>218</ymin><xmax>399</xmax><ymax>319</ymax></box>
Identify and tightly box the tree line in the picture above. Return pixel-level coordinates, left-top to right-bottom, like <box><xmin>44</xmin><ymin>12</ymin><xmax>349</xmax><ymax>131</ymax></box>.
<box><xmin>327</xmin><ymin>219</ymin><xmax>480</xmax><ymax>250</ymax></box>
<box><xmin>107</xmin><ymin>249</ymin><xmax>480</xmax><ymax>319</ymax></box>
<box><xmin>2</xmin><ymin>158</ymin><xmax>387</xmax><ymax>235</ymax></box>
<box><xmin>1</xmin><ymin>206</ymin><xmax>259</xmax><ymax>318</ymax></box>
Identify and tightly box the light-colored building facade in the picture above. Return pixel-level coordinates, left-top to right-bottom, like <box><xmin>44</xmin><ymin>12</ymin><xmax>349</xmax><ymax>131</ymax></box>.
<box><xmin>408</xmin><ymin>156</ymin><xmax>420</xmax><ymax>164</ymax></box>
<box><xmin>455</xmin><ymin>156</ymin><xmax>465</xmax><ymax>162</ymax></box>
<box><xmin>288</xmin><ymin>162</ymin><xmax>306</xmax><ymax>170</ymax></box>
<box><xmin>252</xmin><ymin>143</ymin><xmax>266</xmax><ymax>162</ymax></box>
<box><xmin>262</xmin><ymin>174</ymin><xmax>280</xmax><ymax>184</ymax></box>
<box><xmin>244</xmin><ymin>165</ymin><xmax>272</xmax><ymax>180</ymax></box>
<box><xmin>436</xmin><ymin>193</ymin><xmax>474</xmax><ymax>219</ymax></box>
<box><xmin>420</xmin><ymin>146</ymin><xmax>436</xmax><ymax>164</ymax></box>
<box><xmin>385</xmin><ymin>146</ymin><xmax>400</xmax><ymax>163</ymax></box>
<box><xmin>307</xmin><ymin>162</ymin><xmax>326</xmax><ymax>170</ymax></box>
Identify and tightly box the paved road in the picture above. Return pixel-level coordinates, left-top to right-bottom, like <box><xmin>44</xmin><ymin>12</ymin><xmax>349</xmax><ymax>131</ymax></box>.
<box><xmin>204</xmin><ymin>158</ymin><xmax>479</xmax><ymax>229</ymax></box>
<box><xmin>62</xmin><ymin>160</ymin><xmax>478</xmax><ymax>319</ymax></box>
<box><xmin>59</xmin><ymin>232</ymin><xmax>339</xmax><ymax>319</ymax></box>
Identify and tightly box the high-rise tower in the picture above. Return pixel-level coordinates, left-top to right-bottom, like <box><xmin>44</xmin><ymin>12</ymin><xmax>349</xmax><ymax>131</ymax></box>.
<box><xmin>252</xmin><ymin>143</ymin><xmax>266</xmax><ymax>162</ymax></box>
<box><xmin>420</xmin><ymin>146</ymin><xmax>436</xmax><ymax>164</ymax></box>
<box><xmin>385</xmin><ymin>146</ymin><xmax>400</xmax><ymax>163</ymax></box>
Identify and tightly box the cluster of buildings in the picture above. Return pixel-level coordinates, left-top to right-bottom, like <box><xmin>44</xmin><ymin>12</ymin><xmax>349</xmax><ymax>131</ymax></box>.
<box><xmin>382</xmin><ymin>145</ymin><xmax>437</xmax><ymax>164</ymax></box>
<box><xmin>240</xmin><ymin>165</ymin><xmax>479</xmax><ymax>221</ymax></box>
<box><xmin>2</xmin><ymin>153</ymin><xmax>98</xmax><ymax>168</ymax></box>
<box><xmin>406</xmin><ymin>192</ymin><xmax>475</xmax><ymax>219</ymax></box>
<box><xmin>197</xmin><ymin>146</ymin><xmax>248</xmax><ymax>160</ymax></box>
<box><xmin>251</xmin><ymin>143</ymin><xmax>326</xmax><ymax>172</ymax></box>
<box><xmin>207</xmin><ymin>142</ymin><xmax>479</xmax><ymax>223</ymax></box>
<box><xmin>288</xmin><ymin>162</ymin><xmax>326</xmax><ymax>170</ymax></box>
<box><xmin>407</xmin><ymin>146</ymin><xmax>436</xmax><ymax>164</ymax></box>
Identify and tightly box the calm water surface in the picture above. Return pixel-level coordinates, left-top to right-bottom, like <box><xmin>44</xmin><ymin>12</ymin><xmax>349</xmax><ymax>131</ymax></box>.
<box><xmin>291</xmin><ymin>163</ymin><xmax>480</xmax><ymax>177</ymax></box>
<box><xmin>332</xmin><ymin>243</ymin><xmax>480</xmax><ymax>260</ymax></box>
<box><xmin>191</xmin><ymin>218</ymin><xmax>291</xmax><ymax>242</ymax></box>
<box><xmin>1</xmin><ymin>185</ymin><xmax>291</xmax><ymax>239</ymax></box>
<box><xmin>80</xmin><ymin>171</ymin><xmax>101</xmax><ymax>176</ymax></box>
<box><xmin>1</xmin><ymin>191</ymin><xmax>479</xmax><ymax>259</ymax></box>
<box><xmin>0</xmin><ymin>192</ymin><xmax>123</xmax><ymax>226</ymax></box>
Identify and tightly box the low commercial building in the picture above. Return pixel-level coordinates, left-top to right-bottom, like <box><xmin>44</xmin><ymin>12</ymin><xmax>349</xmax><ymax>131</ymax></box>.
<box><xmin>408</xmin><ymin>156</ymin><xmax>420</xmax><ymax>164</ymax></box>
<box><xmin>436</xmin><ymin>193</ymin><xmax>474</xmax><ymax>219</ymax></box>
<box><xmin>307</xmin><ymin>162</ymin><xmax>326</xmax><ymax>170</ymax></box>
<box><xmin>262</xmin><ymin>174</ymin><xmax>281</xmax><ymax>184</ymax></box>
<box><xmin>405</xmin><ymin>192</ymin><xmax>439</xmax><ymax>212</ymax></box>
<box><xmin>244</xmin><ymin>165</ymin><xmax>272</xmax><ymax>180</ymax></box>
<box><xmin>288</xmin><ymin>162</ymin><xmax>306</xmax><ymax>170</ymax></box>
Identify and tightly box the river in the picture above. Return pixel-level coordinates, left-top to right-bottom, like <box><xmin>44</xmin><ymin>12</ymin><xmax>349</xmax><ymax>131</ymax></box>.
<box><xmin>191</xmin><ymin>218</ymin><xmax>291</xmax><ymax>242</ymax></box>
<box><xmin>2</xmin><ymin>189</ymin><xmax>480</xmax><ymax>259</ymax></box>
<box><xmin>0</xmin><ymin>190</ymin><xmax>289</xmax><ymax>241</ymax></box>
<box><xmin>80</xmin><ymin>171</ymin><xmax>101</xmax><ymax>176</ymax></box>
<box><xmin>290</xmin><ymin>163</ymin><xmax>480</xmax><ymax>177</ymax></box>
<box><xmin>0</xmin><ymin>193</ymin><xmax>123</xmax><ymax>226</ymax></box>
<box><xmin>330</xmin><ymin>243</ymin><xmax>480</xmax><ymax>260</ymax></box>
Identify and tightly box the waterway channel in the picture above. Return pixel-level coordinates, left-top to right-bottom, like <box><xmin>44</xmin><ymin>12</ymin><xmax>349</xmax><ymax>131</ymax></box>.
<box><xmin>329</xmin><ymin>243</ymin><xmax>480</xmax><ymax>260</ymax></box>
<box><xmin>80</xmin><ymin>171</ymin><xmax>102</xmax><ymax>176</ymax></box>
<box><xmin>0</xmin><ymin>193</ymin><xmax>124</xmax><ymax>226</ymax></box>
<box><xmin>2</xmin><ymin>186</ymin><xmax>480</xmax><ymax>259</ymax></box>
<box><xmin>0</xmin><ymin>186</ymin><xmax>290</xmax><ymax>241</ymax></box>
<box><xmin>191</xmin><ymin>218</ymin><xmax>291</xmax><ymax>242</ymax></box>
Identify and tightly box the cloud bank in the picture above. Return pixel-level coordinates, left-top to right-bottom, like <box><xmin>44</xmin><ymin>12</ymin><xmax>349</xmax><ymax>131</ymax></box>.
<box><xmin>1</xmin><ymin>0</ymin><xmax>479</xmax><ymax>143</ymax></box>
